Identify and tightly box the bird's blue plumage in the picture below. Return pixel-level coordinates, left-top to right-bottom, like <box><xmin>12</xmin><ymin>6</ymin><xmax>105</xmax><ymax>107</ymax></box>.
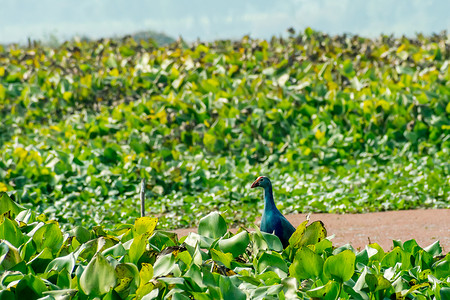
<box><xmin>252</xmin><ymin>176</ymin><xmax>296</xmax><ymax>248</ymax></box>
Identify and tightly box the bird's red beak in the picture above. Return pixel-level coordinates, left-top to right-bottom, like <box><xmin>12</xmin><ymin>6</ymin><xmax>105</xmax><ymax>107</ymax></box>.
<box><xmin>251</xmin><ymin>178</ymin><xmax>260</xmax><ymax>188</ymax></box>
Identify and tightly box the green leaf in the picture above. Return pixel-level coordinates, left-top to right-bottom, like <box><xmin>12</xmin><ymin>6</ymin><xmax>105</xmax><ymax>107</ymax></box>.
<box><xmin>45</xmin><ymin>252</ymin><xmax>76</xmax><ymax>274</ymax></box>
<box><xmin>260</xmin><ymin>232</ymin><xmax>283</xmax><ymax>252</ymax></box>
<box><xmin>218</xmin><ymin>276</ymin><xmax>246</xmax><ymax>300</ymax></box>
<box><xmin>102</xmin><ymin>147</ymin><xmax>120</xmax><ymax>164</ymax></box>
<box><xmin>367</xmin><ymin>243</ymin><xmax>385</xmax><ymax>263</ymax></box>
<box><xmin>41</xmin><ymin>289</ymin><xmax>78</xmax><ymax>299</ymax></box>
<box><xmin>134</xmin><ymin>217</ymin><xmax>158</xmax><ymax>236</ymax></box>
<box><xmin>257</xmin><ymin>252</ymin><xmax>288</xmax><ymax>274</ymax></box>
<box><xmin>288</xmin><ymin>220</ymin><xmax>308</xmax><ymax>247</ymax></box>
<box><xmin>128</xmin><ymin>234</ymin><xmax>147</xmax><ymax>264</ymax></box>
<box><xmin>289</xmin><ymin>246</ymin><xmax>324</xmax><ymax>280</ymax></box>
<box><xmin>433</xmin><ymin>256</ymin><xmax>450</xmax><ymax>280</ymax></box>
<box><xmin>342</xmin><ymin>59</ymin><xmax>355</xmax><ymax>77</ymax></box>
<box><xmin>153</xmin><ymin>253</ymin><xmax>176</xmax><ymax>277</ymax></box>
<box><xmin>0</xmin><ymin>217</ymin><xmax>24</xmax><ymax>248</ymax></box>
<box><xmin>403</xmin><ymin>239</ymin><xmax>421</xmax><ymax>254</ymax></box>
<box><xmin>218</xmin><ymin>231</ymin><xmax>250</xmax><ymax>257</ymax></box>
<box><xmin>423</xmin><ymin>240</ymin><xmax>442</xmax><ymax>256</ymax></box>
<box><xmin>365</xmin><ymin>273</ymin><xmax>391</xmax><ymax>292</ymax></box>
<box><xmin>139</xmin><ymin>262</ymin><xmax>154</xmax><ymax>284</ymax></box>
<box><xmin>323</xmin><ymin>249</ymin><xmax>356</xmax><ymax>282</ymax></box>
<box><xmin>79</xmin><ymin>253</ymin><xmax>117</xmax><ymax>296</ymax></box>
<box><xmin>415</xmin><ymin>249</ymin><xmax>434</xmax><ymax>270</ymax></box>
<box><xmin>172</xmin><ymin>292</ymin><xmax>191</xmax><ymax>300</ymax></box>
<box><xmin>71</xmin><ymin>226</ymin><xmax>91</xmax><ymax>244</ymax></box>
<box><xmin>0</xmin><ymin>193</ymin><xmax>24</xmax><ymax>217</ymax></box>
<box><xmin>102</xmin><ymin>243</ymin><xmax>126</xmax><ymax>257</ymax></box>
<box><xmin>115</xmin><ymin>263</ymin><xmax>140</xmax><ymax>298</ymax></box>
<box><xmin>440</xmin><ymin>287</ymin><xmax>450</xmax><ymax>300</ymax></box>
<box><xmin>210</xmin><ymin>248</ymin><xmax>233</xmax><ymax>269</ymax></box>
<box><xmin>32</xmin><ymin>222</ymin><xmax>63</xmax><ymax>254</ymax></box>
<box><xmin>0</xmin><ymin>241</ymin><xmax>21</xmax><ymax>271</ymax></box>
<box><xmin>314</xmin><ymin>239</ymin><xmax>333</xmax><ymax>254</ymax></box>
<box><xmin>288</xmin><ymin>220</ymin><xmax>327</xmax><ymax>249</ymax></box>
<box><xmin>56</xmin><ymin>269</ymin><xmax>71</xmax><ymax>289</ymax></box>
<box><xmin>381</xmin><ymin>247</ymin><xmax>403</xmax><ymax>268</ymax></box>
<box><xmin>299</xmin><ymin>221</ymin><xmax>327</xmax><ymax>247</ymax></box>
<box><xmin>0</xmin><ymin>290</ymin><xmax>15</xmax><ymax>300</ymax></box>
<box><xmin>15</xmin><ymin>274</ymin><xmax>47</xmax><ymax>299</ymax></box>
<box><xmin>27</xmin><ymin>248</ymin><xmax>54</xmax><ymax>273</ymax></box>
<box><xmin>353</xmin><ymin>266</ymin><xmax>369</xmax><ymax>292</ymax></box>
<box><xmin>198</xmin><ymin>212</ymin><xmax>227</xmax><ymax>239</ymax></box>
<box><xmin>306</xmin><ymin>280</ymin><xmax>339</xmax><ymax>299</ymax></box>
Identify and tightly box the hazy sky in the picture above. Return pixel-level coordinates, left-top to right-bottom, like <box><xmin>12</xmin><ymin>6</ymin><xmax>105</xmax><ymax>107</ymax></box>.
<box><xmin>1</xmin><ymin>0</ymin><xmax>449</xmax><ymax>44</ymax></box>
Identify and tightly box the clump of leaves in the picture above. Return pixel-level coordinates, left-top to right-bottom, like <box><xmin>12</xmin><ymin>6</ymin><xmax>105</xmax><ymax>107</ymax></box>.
<box><xmin>0</xmin><ymin>193</ymin><xmax>448</xmax><ymax>299</ymax></box>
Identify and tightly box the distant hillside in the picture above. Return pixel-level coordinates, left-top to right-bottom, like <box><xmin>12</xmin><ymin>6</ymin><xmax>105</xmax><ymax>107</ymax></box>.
<box><xmin>21</xmin><ymin>30</ymin><xmax>177</xmax><ymax>48</ymax></box>
<box><xmin>129</xmin><ymin>30</ymin><xmax>176</xmax><ymax>46</ymax></box>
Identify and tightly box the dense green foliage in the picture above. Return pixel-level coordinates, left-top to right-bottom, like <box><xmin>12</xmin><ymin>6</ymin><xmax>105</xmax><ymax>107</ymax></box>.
<box><xmin>0</xmin><ymin>29</ymin><xmax>449</xmax><ymax>229</ymax></box>
<box><xmin>0</xmin><ymin>193</ymin><xmax>448</xmax><ymax>299</ymax></box>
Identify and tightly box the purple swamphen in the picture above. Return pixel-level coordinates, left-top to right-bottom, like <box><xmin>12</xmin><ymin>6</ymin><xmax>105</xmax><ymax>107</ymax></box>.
<box><xmin>251</xmin><ymin>176</ymin><xmax>296</xmax><ymax>248</ymax></box>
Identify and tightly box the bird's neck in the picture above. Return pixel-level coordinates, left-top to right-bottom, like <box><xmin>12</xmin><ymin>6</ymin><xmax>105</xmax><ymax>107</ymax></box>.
<box><xmin>263</xmin><ymin>185</ymin><xmax>278</xmax><ymax>212</ymax></box>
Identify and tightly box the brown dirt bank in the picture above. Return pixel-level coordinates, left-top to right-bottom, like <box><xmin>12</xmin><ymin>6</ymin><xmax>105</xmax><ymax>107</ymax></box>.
<box><xmin>172</xmin><ymin>209</ymin><xmax>450</xmax><ymax>252</ymax></box>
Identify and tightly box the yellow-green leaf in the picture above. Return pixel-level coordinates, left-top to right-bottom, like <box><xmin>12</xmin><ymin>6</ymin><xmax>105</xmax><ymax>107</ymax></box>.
<box><xmin>134</xmin><ymin>217</ymin><xmax>158</xmax><ymax>236</ymax></box>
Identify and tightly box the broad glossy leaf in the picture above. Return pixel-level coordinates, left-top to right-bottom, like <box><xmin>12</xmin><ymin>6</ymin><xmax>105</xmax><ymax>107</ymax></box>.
<box><xmin>218</xmin><ymin>231</ymin><xmax>249</xmax><ymax>257</ymax></box>
<box><xmin>15</xmin><ymin>274</ymin><xmax>47</xmax><ymax>299</ymax></box>
<box><xmin>257</xmin><ymin>252</ymin><xmax>288</xmax><ymax>274</ymax></box>
<box><xmin>260</xmin><ymin>232</ymin><xmax>283</xmax><ymax>252</ymax></box>
<box><xmin>218</xmin><ymin>276</ymin><xmax>246</xmax><ymax>300</ymax></box>
<box><xmin>210</xmin><ymin>248</ymin><xmax>233</xmax><ymax>269</ymax></box>
<box><xmin>0</xmin><ymin>241</ymin><xmax>21</xmax><ymax>271</ymax></box>
<box><xmin>367</xmin><ymin>243</ymin><xmax>385</xmax><ymax>263</ymax></box>
<box><xmin>32</xmin><ymin>222</ymin><xmax>63</xmax><ymax>254</ymax></box>
<box><xmin>115</xmin><ymin>263</ymin><xmax>140</xmax><ymax>297</ymax></box>
<box><xmin>0</xmin><ymin>290</ymin><xmax>15</xmax><ymax>300</ymax></box>
<box><xmin>139</xmin><ymin>262</ymin><xmax>154</xmax><ymax>285</ymax></box>
<box><xmin>433</xmin><ymin>256</ymin><xmax>450</xmax><ymax>280</ymax></box>
<box><xmin>153</xmin><ymin>253</ymin><xmax>176</xmax><ymax>278</ymax></box>
<box><xmin>440</xmin><ymin>287</ymin><xmax>450</xmax><ymax>300</ymax></box>
<box><xmin>381</xmin><ymin>247</ymin><xmax>412</xmax><ymax>270</ymax></box>
<box><xmin>102</xmin><ymin>242</ymin><xmax>126</xmax><ymax>257</ymax></box>
<box><xmin>288</xmin><ymin>220</ymin><xmax>308</xmax><ymax>247</ymax></box>
<box><xmin>403</xmin><ymin>239</ymin><xmax>421</xmax><ymax>254</ymax></box>
<box><xmin>324</xmin><ymin>249</ymin><xmax>356</xmax><ymax>282</ymax></box>
<box><xmin>289</xmin><ymin>246</ymin><xmax>323</xmax><ymax>280</ymax></box>
<box><xmin>299</xmin><ymin>221</ymin><xmax>327</xmax><ymax>247</ymax></box>
<box><xmin>71</xmin><ymin>226</ymin><xmax>91</xmax><ymax>244</ymax></box>
<box><xmin>183</xmin><ymin>232</ymin><xmax>215</xmax><ymax>249</ymax></box>
<box><xmin>198</xmin><ymin>212</ymin><xmax>227</xmax><ymax>239</ymax></box>
<box><xmin>314</xmin><ymin>238</ymin><xmax>333</xmax><ymax>254</ymax></box>
<box><xmin>423</xmin><ymin>241</ymin><xmax>442</xmax><ymax>256</ymax></box>
<box><xmin>306</xmin><ymin>280</ymin><xmax>339</xmax><ymax>299</ymax></box>
<box><xmin>128</xmin><ymin>234</ymin><xmax>147</xmax><ymax>264</ymax></box>
<box><xmin>0</xmin><ymin>217</ymin><xmax>23</xmax><ymax>248</ymax></box>
<box><xmin>79</xmin><ymin>253</ymin><xmax>117</xmax><ymax>296</ymax></box>
<box><xmin>0</xmin><ymin>193</ymin><xmax>24</xmax><ymax>217</ymax></box>
<box><xmin>41</xmin><ymin>289</ymin><xmax>78</xmax><ymax>299</ymax></box>
<box><xmin>45</xmin><ymin>252</ymin><xmax>76</xmax><ymax>274</ymax></box>
<box><xmin>134</xmin><ymin>217</ymin><xmax>158</xmax><ymax>236</ymax></box>
<box><xmin>365</xmin><ymin>273</ymin><xmax>391</xmax><ymax>292</ymax></box>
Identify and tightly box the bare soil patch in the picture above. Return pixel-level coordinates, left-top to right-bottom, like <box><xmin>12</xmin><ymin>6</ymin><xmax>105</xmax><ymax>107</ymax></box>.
<box><xmin>172</xmin><ymin>209</ymin><xmax>450</xmax><ymax>252</ymax></box>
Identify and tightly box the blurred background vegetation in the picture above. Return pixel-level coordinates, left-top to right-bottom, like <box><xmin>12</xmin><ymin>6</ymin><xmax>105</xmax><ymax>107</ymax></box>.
<box><xmin>0</xmin><ymin>29</ymin><xmax>449</xmax><ymax>230</ymax></box>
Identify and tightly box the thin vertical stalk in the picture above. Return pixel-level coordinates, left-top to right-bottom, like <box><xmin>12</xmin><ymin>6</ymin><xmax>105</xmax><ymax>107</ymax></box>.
<box><xmin>140</xmin><ymin>179</ymin><xmax>146</xmax><ymax>217</ymax></box>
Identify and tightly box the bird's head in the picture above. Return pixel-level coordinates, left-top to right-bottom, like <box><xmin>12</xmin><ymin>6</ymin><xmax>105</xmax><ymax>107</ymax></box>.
<box><xmin>251</xmin><ymin>176</ymin><xmax>271</xmax><ymax>189</ymax></box>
